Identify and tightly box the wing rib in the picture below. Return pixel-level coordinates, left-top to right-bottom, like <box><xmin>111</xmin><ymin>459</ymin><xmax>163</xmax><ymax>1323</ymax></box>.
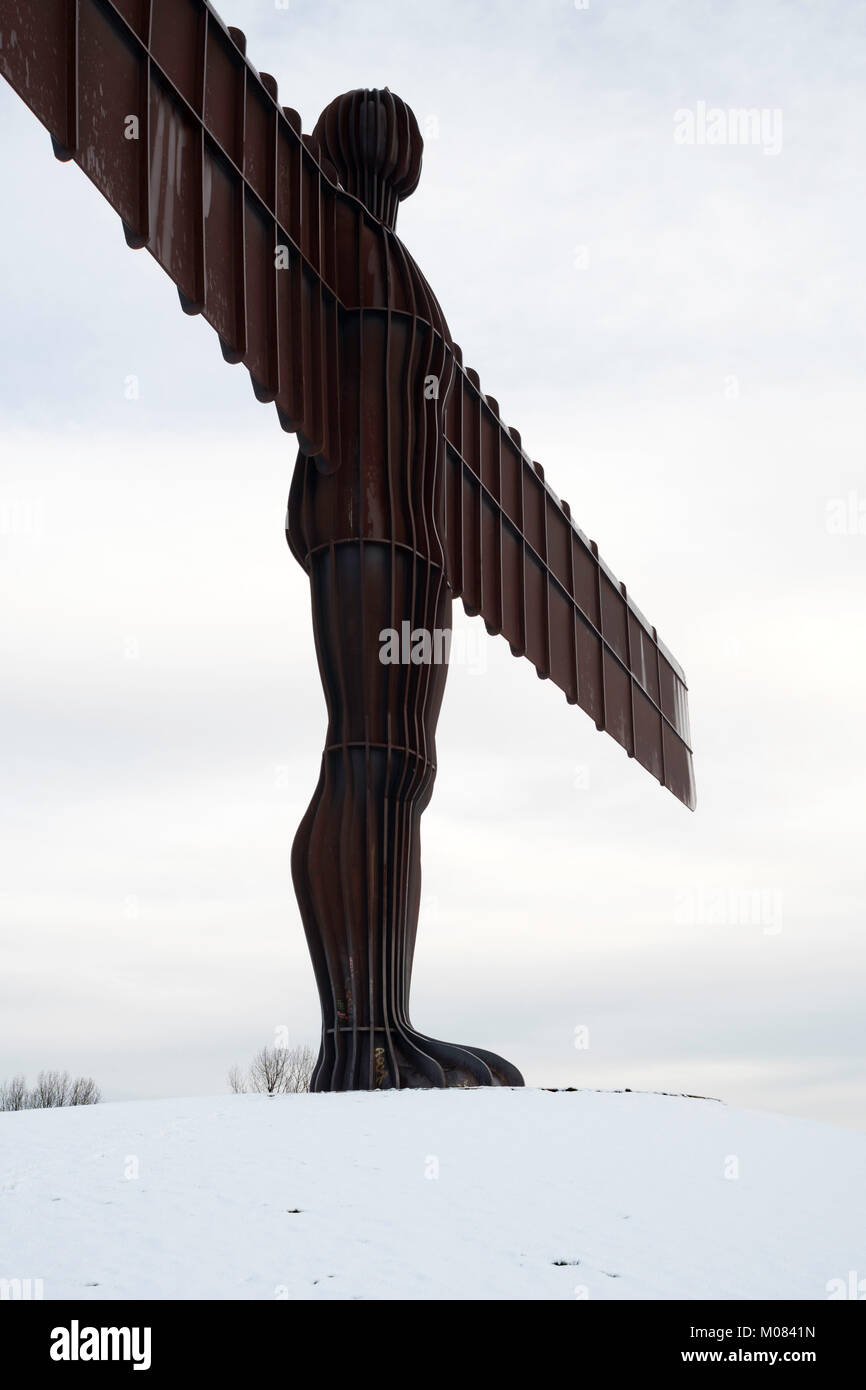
<box><xmin>443</xmin><ymin>354</ymin><xmax>696</xmax><ymax>810</ymax></box>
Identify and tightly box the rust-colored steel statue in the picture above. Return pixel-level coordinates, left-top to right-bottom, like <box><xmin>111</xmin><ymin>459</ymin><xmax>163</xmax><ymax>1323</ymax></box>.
<box><xmin>287</xmin><ymin>92</ymin><xmax>522</xmax><ymax>1088</ymax></box>
<box><xmin>0</xmin><ymin>0</ymin><xmax>695</xmax><ymax>1091</ymax></box>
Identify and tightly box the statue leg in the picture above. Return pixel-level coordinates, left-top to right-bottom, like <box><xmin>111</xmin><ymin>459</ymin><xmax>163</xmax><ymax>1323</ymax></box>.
<box><xmin>291</xmin><ymin>538</ymin><xmax>523</xmax><ymax>1090</ymax></box>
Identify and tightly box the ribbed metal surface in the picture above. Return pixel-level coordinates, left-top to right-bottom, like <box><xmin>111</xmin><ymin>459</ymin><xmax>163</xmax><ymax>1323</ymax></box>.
<box><xmin>1</xmin><ymin>0</ymin><xmax>696</xmax><ymax>1091</ymax></box>
<box><xmin>442</xmin><ymin>365</ymin><xmax>696</xmax><ymax>810</ymax></box>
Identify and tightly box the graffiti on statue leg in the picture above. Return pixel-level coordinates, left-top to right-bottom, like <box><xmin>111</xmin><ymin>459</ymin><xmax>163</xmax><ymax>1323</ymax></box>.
<box><xmin>374</xmin><ymin>1047</ymin><xmax>386</xmax><ymax>1088</ymax></box>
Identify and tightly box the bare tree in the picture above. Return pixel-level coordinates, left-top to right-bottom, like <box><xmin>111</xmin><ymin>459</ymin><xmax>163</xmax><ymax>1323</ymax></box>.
<box><xmin>227</xmin><ymin>1064</ymin><xmax>247</xmax><ymax>1095</ymax></box>
<box><xmin>0</xmin><ymin>1074</ymin><xmax>28</xmax><ymax>1111</ymax></box>
<box><xmin>248</xmin><ymin>1046</ymin><xmax>288</xmax><ymax>1095</ymax></box>
<box><xmin>228</xmin><ymin>1044</ymin><xmax>315</xmax><ymax>1096</ymax></box>
<box><xmin>0</xmin><ymin>1071</ymin><xmax>101</xmax><ymax>1111</ymax></box>
<box><xmin>282</xmin><ymin>1044</ymin><xmax>316</xmax><ymax>1094</ymax></box>
<box><xmin>69</xmin><ymin>1076</ymin><xmax>101</xmax><ymax>1106</ymax></box>
<box><xmin>31</xmin><ymin>1070</ymin><xmax>73</xmax><ymax>1109</ymax></box>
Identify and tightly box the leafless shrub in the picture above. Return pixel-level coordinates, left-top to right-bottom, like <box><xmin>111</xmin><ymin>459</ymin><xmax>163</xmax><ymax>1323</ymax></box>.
<box><xmin>281</xmin><ymin>1043</ymin><xmax>316</xmax><ymax>1094</ymax></box>
<box><xmin>228</xmin><ymin>1043</ymin><xmax>315</xmax><ymax>1095</ymax></box>
<box><xmin>227</xmin><ymin>1064</ymin><xmax>246</xmax><ymax>1095</ymax></box>
<box><xmin>0</xmin><ymin>1072</ymin><xmax>102</xmax><ymax>1111</ymax></box>
<box><xmin>249</xmin><ymin>1046</ymin><xmax>289</xmax><ymax>1095</ymax></box>
<box><xmin>31</xmin><ymin>1070</ymin><xmax>72</xmax><ymax>1108</ymax></box>
<box><xmin>69</xmin><ymin>1076</ymin><xmax>101</xmax><ymax>1106</ymax></box>
<box><xmin>0</xmin><ymin>1074</ymin><xmax>28</xmax><ymax>1111</ymax></box>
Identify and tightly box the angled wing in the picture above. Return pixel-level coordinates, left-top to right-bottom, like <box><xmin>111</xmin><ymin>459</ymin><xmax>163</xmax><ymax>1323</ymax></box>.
<box><xmin>0</xmin><ymin>0</ymin><xmax>342</xmax><ymax>458</ymax></box>
<box><xmin>442</xmin><ymin>354</ymin><xmax>696</xmax><ymax>810</ymax></box>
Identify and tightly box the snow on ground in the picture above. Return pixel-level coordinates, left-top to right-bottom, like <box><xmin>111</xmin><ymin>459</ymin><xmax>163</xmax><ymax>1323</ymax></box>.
<box><xmin>1</xmin><ymin>1088</ymin><xmax>863</xmax><ymax>1300</ymax></box>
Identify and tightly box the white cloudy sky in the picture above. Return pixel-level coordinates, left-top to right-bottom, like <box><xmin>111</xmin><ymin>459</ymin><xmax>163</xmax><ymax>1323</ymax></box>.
<box><xmin>1</xmin><ymin>0</ymin><xmax>864</xmax><ymax>1127</ymax></box>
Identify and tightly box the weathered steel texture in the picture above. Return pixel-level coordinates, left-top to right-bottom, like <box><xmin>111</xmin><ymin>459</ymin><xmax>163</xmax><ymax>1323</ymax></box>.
<box><xmin>0</xmin><ymin>0</ymin><xmax>694</xmax><ymax>810</ymax></box>
<box><xmin>286</xmin><ymin>90</ymin><xmax>524</xmax><ymax>1090</ymax></box>
<box><xmin>0</xmin><ymin>0</ymin><xmax>695</xmax><ymax>1090</ymax></box>
<box><xmin>442</xmin><ymin>369</ymin><xmax>696</xmax><ymax>810</ymax></box>
<box><xmin>0</xmin><ymin>0</ymin><xmax>344</xmax><ymax>456</ymax></box>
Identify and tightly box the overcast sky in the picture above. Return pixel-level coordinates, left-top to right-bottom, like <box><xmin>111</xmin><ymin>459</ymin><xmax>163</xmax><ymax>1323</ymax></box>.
<box><xmin>1</xmin><ymin>0</ymin><xmax>864</xmax><ymax>1128</ymax></box>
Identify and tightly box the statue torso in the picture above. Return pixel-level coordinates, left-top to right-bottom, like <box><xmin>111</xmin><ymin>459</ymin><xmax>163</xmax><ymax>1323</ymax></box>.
<box><xmin>287</xmin><ymin>215</ymin><xmax>456</xmax><ymax>571</ymax></box>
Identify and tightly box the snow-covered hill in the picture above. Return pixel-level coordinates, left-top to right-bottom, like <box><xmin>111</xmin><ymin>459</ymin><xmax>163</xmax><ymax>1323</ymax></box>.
<box><xmin>1</xmin><ymin>1089</ymin><xmax>862</xmax><ymax>1300</ymax></box>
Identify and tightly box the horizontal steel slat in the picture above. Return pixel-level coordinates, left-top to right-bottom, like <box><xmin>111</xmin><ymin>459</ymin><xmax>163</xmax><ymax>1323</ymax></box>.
<box><xmin>442</xmin><ymin>362</ymin><xmax>695</xmax><ymax>811</ymax></box>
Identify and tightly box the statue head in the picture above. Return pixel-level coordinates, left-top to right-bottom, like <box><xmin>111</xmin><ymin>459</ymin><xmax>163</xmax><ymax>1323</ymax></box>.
<box><xmin>312</xmin><ymin>89</ymin><xmax>423</xmax><ymax>230</ymax></box>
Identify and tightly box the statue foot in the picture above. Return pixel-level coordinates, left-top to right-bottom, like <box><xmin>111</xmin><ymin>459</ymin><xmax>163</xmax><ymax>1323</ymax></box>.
<box><xmin>407</xmin><ymin>1029</ymin><xmax>525</xmax><ymax>1088</ymax></box>
<box><xmin>312</xmin><ymin>1024</ymin><xmax>524</xmax><ymax>1091</ymax></box>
